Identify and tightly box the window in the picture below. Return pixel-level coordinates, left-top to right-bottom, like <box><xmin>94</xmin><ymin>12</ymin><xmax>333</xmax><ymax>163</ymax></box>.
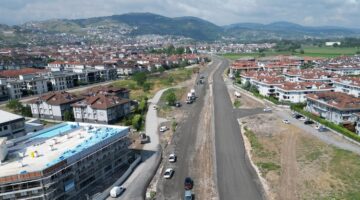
<box><xmin>4</xmin><ymin>125</ymin><xmax>8</xmax><ymax>130</ymax></box>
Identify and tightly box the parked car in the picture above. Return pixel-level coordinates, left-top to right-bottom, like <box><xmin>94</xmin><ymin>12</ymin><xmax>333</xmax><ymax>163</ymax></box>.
<box><xmin>263</xmin><ymin>107</ymin><xmax>272</xmax><ymax>112</ymax></box>
<box><xmin>282</xmin><ymin>119</ymin><xmax>290</xmax><ymax>124</ymax></box>
<box><xmin>304</xmin><ymin>120</ymin><xmax>314</xmax><ymax>125</ymax></box>
<box><xmin>163</xmin><ymin>168</ymin><xmax>174</xmax><ymax>179</ymax></box>
<box><xmin>160</xmin><ymin>126</ymin><xmax>169</xmax><ymax>132</ymax></box>
<box><xmin>110</xmin><ymin>186</ymin><xmax>125</xmax><ymax>198</ymax></box>
<box><xmin>169</xmin><ymin>153</ymin><xmax>177</xmax><ymax>163</ymax></box>
<box><xmin>140</xmin><ymin>133</ymin><xmax>150</xmax><ymax>144</ymax></box>
<box><xmin>293</xmin><ymin>114</ymin><xmax>303</xmax><ymax>119</ymax></box>
<box><xmin>234</xmin><ymin>91</ymin><xmax>241</xmax><ymax>98</ymax></box>
<box><xmin>315</xmin><ymin>125</ymin><xmax>327</xmax><ymax>132</ymax></box>
<box><xmin>186</xmin><ymin>99</ymin><xmax>193</xmax><ymax>104</ymax></box>
<box><xmin>184</xmin><ymin>190</ymin><xmax>193</xmax><ymax>200</ymax></box>
<box><xmin>184</xmin><ymin>177</ymin><xmax>194</xmax><ymax>190</ymax></box>
<box><xmin>153</xmin><ymin>105</ymin><xmax>158</xmax><ymax>110</ymax></box>
<box><xmin>175</xmin><ymin>102</ymin><xmax>182</xmax><ymax>107</ymax></box>
<box><xmin>299</xmin><ymin>117</ymin><xmax>306</xmax><ymax>121</ymax></box>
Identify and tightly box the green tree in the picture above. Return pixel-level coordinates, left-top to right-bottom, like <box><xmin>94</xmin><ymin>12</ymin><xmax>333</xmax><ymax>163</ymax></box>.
<box><xmin>165</xmin><ymin>91</ymin><xmax>177</xmax><ymax>106</ymax></box>
<box><xmin>132</xmin><ymin>114</ymin><xmax>142</xmax><ymax>130</ymax></box>
<box><xmin>6</xmin><ymin>99</ymin><xmax>23</xmax><ymax>114</ymax></box>
<box><xmin>132</xmin><ymin>72</ymin><xmax>147</xmax><ymax>86</ymax></box>
<box><xmin>64</xmin><ymin>110</ymin><xmax>75</xmax><ymax>121</ymax></box>
<box><xmin>176</xmin><ymin>47</ymin><xmax>185</xmax><ymax>55</ymax></box>
<box><xmin>142</xmin><ymin>82</ymin><xmax>151</xmax><ymax>92</ymax></box>
<box><xmin>138</xmin><ymin>99</ymin><xmax>147</xmax><ymax>114</ymax></box>
<box><xmin>21</xmin><ymin>105</ymin><xmax>33</xmax><ymax>117</ymax></box>
<box><xmin>300</xmin><ymin>49</ymin><xmax>305</xmax><ymax>54</ymax></box>
<box><xmin>158</xmin><ymin>66</ymin><xmax>166</xmax><ymax>73</ymax></box>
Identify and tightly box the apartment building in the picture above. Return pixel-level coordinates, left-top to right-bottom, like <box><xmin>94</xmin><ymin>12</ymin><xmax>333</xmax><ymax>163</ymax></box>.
<box><xmin>28</xmin><ymin>91</ymin><xmax>83</xmax><ymax>121</ymax></box>
<box><xmin>0</xmin><ymin>110</ymin><xmax>25</xmax><ymax>139</ymax></box>
<box><xmin>277</xmin><ymin>82</ymin><xmax>333</xmax><ymax>103</ymax></box>
<box><xmin>333</xmin><ymin>77</ymin><xmax>360</xmax><ymax>97</ymax></box>
<box><xmin>252</xmin><ymin>76</ymin><xmax>285</xmax><ymax>97</ymax></box>
<box><xmin>19</xmin><ymin>74</ymin><xmax>48</xmax><ymax>95</ymax></box>
<box><xmin>324</xmin><ymin>64</ymin><xmax>360</xmax><ymax>76</ymax></box>
<box><xmin>72</xmin><ymin>94</ymin><xmax>131</xmax><ymax>124</ymax></box>
<box><xmin>0</xmin><ymin>82</ymin><xmax>9</xmax><ymax>101</ymax></box>
<box><xmin>283</xmin><ymin>69</ymin><xmax>339</xmax><ymax>83</ymax></box>
<box><xmin>306</xmin><ymin>92</ymin><xmax>360</xmax><ymax>124</ymax></box>
<box><xmin>0</xmin><ymin>122</ymin><xmax>134</xmax><ymax>200</ymax></box>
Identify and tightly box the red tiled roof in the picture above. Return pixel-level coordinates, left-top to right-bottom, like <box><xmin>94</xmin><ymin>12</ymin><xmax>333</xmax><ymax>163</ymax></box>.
<box><xmin>306</xmin><ymin>92</ymin><xmax>360</xmax><ymax>110</ymax></box>
<box><xmin>278</xmin><ymin>81</ymin><xmax>333</xmax><ymax>91</ymax></box>
<box><xmin>0</xmin><ymin>68</ymin><xmax>47</xmax><ymax>78</ymax></box>
<box><xmin>333</xmin><ymin>77</ymin><xmax>360</xmax><ymax>87</ymax></box>
<box><xmin>27</xmin><ymin>91</ymin><xmax>83</xmax><ymax>105</ymax></box>
<box><xmin>72</xmin><ymin>94</ymin><xmax>129</xmax><ymax>110</ymax></box>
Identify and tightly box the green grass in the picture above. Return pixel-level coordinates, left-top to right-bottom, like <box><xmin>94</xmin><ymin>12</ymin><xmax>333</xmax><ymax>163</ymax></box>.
<box><xmin>256</xmin><ymin>162</ymin><xmax>281</xmax><ymax>174</ymax></box>
<box><xmin>328</xmin><ymin>148</ymin><xmax>360</xmax><ymax>199</ymax></box>
<box><xmin>112</xmin><ymin>68</ymin><xmax>193</xmax><ymax>101</ymax></box>
<box><xmin>222</xmin><ymin>46</ymin><xmax>360</xmax><ymax>60</ymax></box>
<box><xmin>234</xmin><ymin>99</ymin><xmax>241</xmax><ymax>108</ymax></box>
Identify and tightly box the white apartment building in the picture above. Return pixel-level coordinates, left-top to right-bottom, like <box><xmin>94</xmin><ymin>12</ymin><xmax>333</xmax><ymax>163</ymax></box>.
<box><xmin>277</xmin><ymin>82</ymin><xmax>333</xmax><ymax>103</ymax></box>
<box><xmin>333</xmin><ymin>77</ymin><xmax>360</xmax><ymax>98</ymax></box>
<box><xmin>72</xmin><ymin>94</ymin><xmax>131</xmax><ymax>124</ymax></box>
<box><xmin>252</xmin><ymin>76</ymin><xmax>285</xmax><ymax>97</ymax></box>
<box><xmin>19</xmin><ymin>74</ymin><xmax>48</xmax><ymax>95</ymax></box>
<box><xmin>306</xmin><ymin>92</ymin><xmax>360</xmax><ymax>125</ymax></box>
<box><xmin>27</xmin><ymin>91</ymin><xmax>83</xmax><ymax>121</ymax></box>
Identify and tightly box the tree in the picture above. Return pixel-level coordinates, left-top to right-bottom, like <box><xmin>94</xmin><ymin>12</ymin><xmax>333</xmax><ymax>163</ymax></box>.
<box><xmin>6</xmin><ymin>99</ymin><xmax>23</xmax><ymax>114</ymax></box>
<box><xmin>165</xmin><ymin>91</ymin><xmax>177</xmax><ymax>106</ymax></box>
<box><xmin>132</xmin><ymin>114</ymin><xmax>142</xmax><ymax>130</ymax></box>
<box><xmin>142</xmin><ymin>82</ymin><xmax>151</xmax><ymax>92</ymax></box>
<box><xmin>21</xmin><ymin>105</ymin><xmax>33</xmax><ymax>117</ymax></box>
<box><xmin>138</xmin><ymin>99</ymin><xmax>147</xmax><ymax>114</ymax></box>
<box><xmin>132</xmin><ymin>72</ymin><xmax>147</xmax><ymax>86</ymax></box>
<box><xmin>158</xmin><ymin>66</ymin><xmax>166</xmax><ymax>73</ymax></box>
<box><xmin>300</xmin><ymin>49</ymin><xmax>305</xmax><ymax>54</ymax></box>
<box><xmin>64</xmin><ymin>110</ymin><xmax>75</xmax><ymax>122</ymax></box>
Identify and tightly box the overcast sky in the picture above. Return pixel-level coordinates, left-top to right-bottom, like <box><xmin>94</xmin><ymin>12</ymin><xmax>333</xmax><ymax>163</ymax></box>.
<box><xmin>1</xmin><ymin>0</ymin><xmax>360</xmax><ymax>27</ymax></box>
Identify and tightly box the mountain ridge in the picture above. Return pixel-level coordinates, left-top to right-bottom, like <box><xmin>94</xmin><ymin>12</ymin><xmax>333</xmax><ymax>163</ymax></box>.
<box><xmin>1</xmin><ymin>12</ymin><xmax>360</xmax><ymax>43</ymax></box>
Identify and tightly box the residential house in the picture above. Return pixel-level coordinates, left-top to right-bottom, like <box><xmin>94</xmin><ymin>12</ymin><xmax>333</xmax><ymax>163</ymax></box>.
<box><xmin>252</xmin><ymin>75</ymin><xmax>285</xmax><ymax>97</ymax></box>
<box><xmin>84</xmin><ymin>85</ymin><xmax>130</xmax><ymax>99</ymax></box>
<box><xmin>71</xmin><ymin>94</ymin><xmax>131</xmax><ymax>124</ymax></box>
<box><xmin>28</xmin><ymin>91</ymin><xmax>83</xmax><ymax>120</ymax></box>
<box><xmin>333</xmin><ymin>77</ymin><xmax>360</xmax><ymax>97</ymax></box>
<box><xmin>276</xmin><ymin>82</ymin><xmax>333</xmax><ymax>103</ymax></box>
<box><xmin>306</xmin><ymin>92</ymin><xmax>360</xmax><ymax>124</ymax></box>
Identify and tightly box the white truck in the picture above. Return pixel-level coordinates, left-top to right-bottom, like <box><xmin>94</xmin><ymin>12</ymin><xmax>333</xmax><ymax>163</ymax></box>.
<box><xmin>110</xmin><ymin>186</ymin><xmax>125</xmax><ymax>198</ymax></box>
<box><xmin>234</xmin><ymin>91</ymin><xmax>241</xmax><ymax>98</ymax></box>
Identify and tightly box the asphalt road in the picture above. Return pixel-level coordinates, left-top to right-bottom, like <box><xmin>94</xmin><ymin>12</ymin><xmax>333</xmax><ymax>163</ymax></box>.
<box><xmin>213</xmin><ymin>57</ymin><xmax>264</xmax><ymax>200</ymax></box>
<box><xmin>157</xmin><ymin>58</ymin><xmax>220</xmax><ymax>200</ymax></box>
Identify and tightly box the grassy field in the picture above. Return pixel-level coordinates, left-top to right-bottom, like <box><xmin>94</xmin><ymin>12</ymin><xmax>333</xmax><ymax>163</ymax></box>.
<box><xmin>158</xmin><ymin>87</ymin><xmax>187</xmax><ymax>118</ymax></box>
<box><xmin>222</xmin><ymin>46</ymin><xmax>360</xmax><ymax>60</ymax></box>
<box><xmin>112</xmin><ymin>68</ymin><xmax>193</xmax><ymax>100</ymax></box>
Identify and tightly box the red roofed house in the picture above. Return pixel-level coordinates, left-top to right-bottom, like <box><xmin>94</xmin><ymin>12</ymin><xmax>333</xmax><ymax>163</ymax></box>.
<box><xmin>306</xmin><ymin>92</ymin><xmax>360</xmax><ymax>125</ymax></box>
<box><xmin>71</xmin><ymin>94</ymin><xmax>131</xmax><ymax>124</ymax></box>
<box><xmin>27</xmin><ymin>91</ymin><xmax>83</xmax><ymax>121</ymax></box>
<box><xmin>276</xmin><ymin>81</ymin><xmax>333</xmax><ymax>103</ymax></box>
<box><xmin>333</xmin><ymin>77</ymin><xmax>360</xmax><ymax>97</ymax></box>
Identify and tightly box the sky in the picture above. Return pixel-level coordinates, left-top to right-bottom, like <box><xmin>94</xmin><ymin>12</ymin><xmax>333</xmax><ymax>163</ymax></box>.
<box><xmin>0</xmin><ymin>0</ymin><xmax>360</xmax><ymax>27</ymax></box>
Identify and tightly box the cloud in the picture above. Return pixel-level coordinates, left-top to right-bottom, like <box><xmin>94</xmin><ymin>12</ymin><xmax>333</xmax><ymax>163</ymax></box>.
<box><xmin>0</xmin><ymin>0</ymin><xmax>359</xmax><ymax>27</ymax></box>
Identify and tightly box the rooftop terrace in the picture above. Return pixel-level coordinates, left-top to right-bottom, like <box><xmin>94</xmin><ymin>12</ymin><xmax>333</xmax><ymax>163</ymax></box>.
<box><xmin>0</xmin><ymin>122</ymin><xmax>128</xmax><ymax>179</ymax></box>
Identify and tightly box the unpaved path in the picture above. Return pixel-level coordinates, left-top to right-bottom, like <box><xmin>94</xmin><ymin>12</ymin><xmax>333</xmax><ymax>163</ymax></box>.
<box><xmin>280</xmin><ymin>131</ymin><xmax>298</xmax><ymax>200</ymax></box>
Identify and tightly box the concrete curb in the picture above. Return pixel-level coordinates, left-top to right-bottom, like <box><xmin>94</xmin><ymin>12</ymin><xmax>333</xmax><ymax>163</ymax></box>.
<box><xmin>238</xmin><ymin>121</ymin><xmax>270</xmax><ymax>200</ymax></box>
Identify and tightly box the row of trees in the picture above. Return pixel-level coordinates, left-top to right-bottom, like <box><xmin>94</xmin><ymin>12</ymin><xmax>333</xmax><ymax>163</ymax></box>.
<box><xmin>6</xmin><ymin>99</ymin><xmax>32</xmax><ymax>117</ymax></box>
<box><xmin>148</xmin><ymin>45</ymin><xmax>192</xmax><ymax>55</ymax></box>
